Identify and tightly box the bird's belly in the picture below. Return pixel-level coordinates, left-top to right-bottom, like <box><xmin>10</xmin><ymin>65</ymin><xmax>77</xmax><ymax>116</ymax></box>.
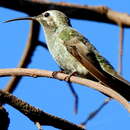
<box><xmin>48</xmin><ymin>41</ymin><xmax>88</xmax><ymax>76</ymax></box>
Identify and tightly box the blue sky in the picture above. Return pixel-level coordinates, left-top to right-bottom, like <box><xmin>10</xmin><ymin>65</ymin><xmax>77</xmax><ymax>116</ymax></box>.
<box><xmin>0</xmin><ymin>0</ymin><xmax>130</xmax><ymax>130</ymax></box>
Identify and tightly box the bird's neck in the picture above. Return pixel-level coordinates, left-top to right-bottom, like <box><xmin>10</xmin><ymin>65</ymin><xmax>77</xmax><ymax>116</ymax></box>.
<box><xmin>43</xmin><ymin>25</ymin><xmax>67</xmax><ymax>45</ymax></box>
<box><xmin>43</xmin><ymin>26</ymin><xmax>57</xmax><ymax>44</ymax></box>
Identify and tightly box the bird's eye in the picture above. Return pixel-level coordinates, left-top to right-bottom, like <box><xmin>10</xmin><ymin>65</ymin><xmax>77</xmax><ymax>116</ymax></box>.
<box><xmin>44</xmin><ymin>12</ymin><xmax>50</xmax><ymax>17</ymax></box>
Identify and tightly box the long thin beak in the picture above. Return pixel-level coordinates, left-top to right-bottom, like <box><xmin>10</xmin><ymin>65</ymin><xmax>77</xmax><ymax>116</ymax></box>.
<box><xmin>3</xmin><ymin>17</ymin><xmax>36</xmax><ymax>23</ymax></box>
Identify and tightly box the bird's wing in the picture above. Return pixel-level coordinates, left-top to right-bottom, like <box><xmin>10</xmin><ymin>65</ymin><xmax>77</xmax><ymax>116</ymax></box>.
<box><xmin>83</xmin><ymin>37</ymin><xmax>130</xmax><ymax>85</ymax></box>
<box><xmin>58</xmin><ymin>26</ymin><xmax>104</xmax><ymax>72</ymax></box>
<box><xmin>93</xmin><ymin>51</ymin><xmax>130</xmax><ymax>84</ymax></box>
<box><xmin>58</xmin><ymin>26</ymin><xmax>111</xmax><ymax>81</ymax></box>
<box><xmin>58</xmin><ymin>27</ymin><xmax>130</xmax><ymax>100</ymax></box>
<box><xmin>59</xmin><ymin>26</ymin><xmax>115</xmax><ymax>76</ymax></box>
<box><xmin>58</xmin><ymin>26</ymin><xmax>129</xmax><ymax>83</ymax></box>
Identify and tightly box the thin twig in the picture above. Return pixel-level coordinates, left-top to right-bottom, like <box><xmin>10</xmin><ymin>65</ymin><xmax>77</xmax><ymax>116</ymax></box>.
<box><xmin>1</xmin><ymin>0</ymin><xmax>130</xmax><ymax>27</ymax></box>
<box><xmin>118</xmin><ymin>25</ymin><xmax>124</xmax><ymax>75</ymax></box>
<box><xmin>81</xmin><ymin>97</ymin><xmax>111</xmax><ymax>126</ymax></box>
<box><xmin>67</xmin><ymin>82</ymin><xmax>79</xmax><ymax>114</ymax></box>
<box><xmin>0</xmin><ymin>68</ymin><xmax>130</xmax><ymax>112</ymax></box>
<box><xmin>4</xmin><ymin>21</ymin><xmax>40</xmax><ymax>93</ymax></box>
<box><xmin>37</xmin><ymin>41</ymin><xmax>47</xmax><ymax>49</ymax></box>
<box><xmin>0</xmin><ymin>90</ymin><xmax>84</xmax><ymax>130</ymax></box>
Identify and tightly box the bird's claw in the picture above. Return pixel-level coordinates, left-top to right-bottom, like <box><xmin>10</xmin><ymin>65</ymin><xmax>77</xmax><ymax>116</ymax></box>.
<box><xmin>64</xmin><ymin>72</ymin><xmax>77</xmax><ymax>82</ymax></box>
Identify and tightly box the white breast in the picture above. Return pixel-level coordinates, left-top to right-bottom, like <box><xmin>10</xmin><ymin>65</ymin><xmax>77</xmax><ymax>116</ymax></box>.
<box><xmin>47</xmin><ymin>37</ymin><xmax>88</xmax><ymax>75</ymax></box>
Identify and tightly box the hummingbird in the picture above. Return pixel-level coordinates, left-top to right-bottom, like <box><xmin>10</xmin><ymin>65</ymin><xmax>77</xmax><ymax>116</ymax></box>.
<box><xmin>4</xmin><ymin>10</ymin><xmax>130</xmax><ymax>100</ymax></box>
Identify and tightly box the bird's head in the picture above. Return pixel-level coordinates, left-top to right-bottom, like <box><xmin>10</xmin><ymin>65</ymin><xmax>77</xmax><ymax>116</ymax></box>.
<box><xmin>36</xmin><ymin>10</ymin><xmax>71</xmax><ymax>28</ymax></box>
<box><xmin>4</xmin><ymin>10</ymin><xmax>71</xmax><ymax>29</ymax></box>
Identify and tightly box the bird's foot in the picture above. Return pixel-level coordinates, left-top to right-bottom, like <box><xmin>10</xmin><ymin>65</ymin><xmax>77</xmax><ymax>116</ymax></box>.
<box><xmin>52</xmin><ymin>70</ymin><xmax>64</xmax><ymax>78</ymax></box>
<box><xmin>64</xmin><ymin>72</ymin><xmax>77</xmax><ymax>82</ymax></box>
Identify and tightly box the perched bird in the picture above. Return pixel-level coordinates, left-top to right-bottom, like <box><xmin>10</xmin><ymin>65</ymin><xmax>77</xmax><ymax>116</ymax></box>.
<box><xmin>4</xmin><ymin>10</ymin><xmax>130</xmax><ymax>100</ymax></box>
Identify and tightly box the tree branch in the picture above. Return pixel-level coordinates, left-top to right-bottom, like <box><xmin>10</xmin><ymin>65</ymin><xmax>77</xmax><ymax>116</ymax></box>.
<box><xmin>0</xmin><ymin>68</ymin><xmax>130</xmax><ymax>113</ymax></box>
<box><xmin>0</xmin><ymin>90</ymin><xmax>84</xmax><ymax>130</ymax></box>
<box><xmin>4</xmin><ymin>21</ymin><xmax>40</xmax><ymax>93</ymax></box>
<box><xmin>1</xmin><ymin>0</ymin><xmax>130</xmax><ymax>27</ymax></box>
<box><xmin>0</xmin><ymin>106</ymin><xmax>10</xmax><ymax>130</ymax></box>
<box><xmin>118</xmin><ymin>25</ymin><xmax>124</xmax><ymax>75</ymax></box>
